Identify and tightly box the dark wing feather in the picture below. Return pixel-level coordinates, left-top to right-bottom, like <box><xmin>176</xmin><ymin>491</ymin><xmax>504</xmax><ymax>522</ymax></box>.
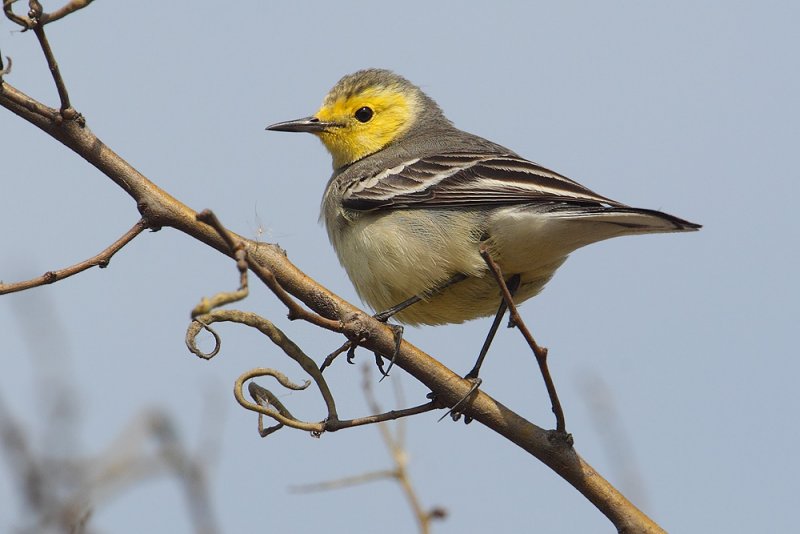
<box><xmin>341</xmin><ymin>152</ymin><xmax>624</xmax><ymax>211</ymax></box>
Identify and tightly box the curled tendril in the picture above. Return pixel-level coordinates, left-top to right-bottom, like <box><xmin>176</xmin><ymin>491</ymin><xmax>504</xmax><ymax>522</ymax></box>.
<box><xmin>234</xmin><ymin>368</ymin><xmax>322</xmax><ymax>433</ymax></box>
<box><xmin>186</xmin><ymin>308</ymin><xmax>438</xmax><ymax>437</ymax></box>
<box><xmin>186</xmin><ymin>318</ymin><xmax>221</xmax><ymax>360</ymax></box>
<box><xmin>186</xmin><ymin>310</ymin><xmax>338</xmax><ymax>435</ymax></box>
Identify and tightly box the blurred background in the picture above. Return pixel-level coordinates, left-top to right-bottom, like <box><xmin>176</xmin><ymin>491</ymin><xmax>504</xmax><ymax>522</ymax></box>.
<box><xmin>1</xmin><ymin>2</ymin><xmax>797</xmax><ymax>532</ymax></box>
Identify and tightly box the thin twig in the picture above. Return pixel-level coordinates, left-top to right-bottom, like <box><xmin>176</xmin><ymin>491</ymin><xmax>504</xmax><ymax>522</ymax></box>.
<box><xmin>7</xmin><ymin>0</ymin><xmax>79</xmax><ymax>116</ymax></box>
<box><xmin>479</xmin><ymin>245</ymin><xmax>567</xmax><ymax>434</ymax></box>
<box><xmin>0</xmin><ymin>55</ymin><xmax>11</xmax><ymax>77</ymax></box>
<box><xmin>247</xmin><ymin>253</ymin><xmax>342</xmax><ymax>331</ymax></box>
<box><xmin>2</xmin><ymin>0</ymin><xmax>94</xmax><ymax>28</ymax></box>
<box><xmin>290</xmin><ymin>469</ymin><xmax>398</xmax><ymax>493</ymax></box>
<box><xmin>30</xmin><ymin>12</ymin><xmax>73</xmax><ymax>113</ymax></box>
<box><xmin>197</xmin><ymin>209</ymin><xmax>342</xmax><ymax>332</ymax></box>
<box><xmin>0</xmin><ymin>219</ymin><xmax>147</xmax><ymax>295</ymax></box>
<box><xmin>41</xmin><ymin>0</ymin><xmax>94</xmax><ymax>25</ymax></box>
<box><xmin>190</xmin><ymin>227</ymin><xmax>249</xmax><ymax>318</ymax></box>
<box><xmin>3</xmin><ymin>0</ymin><xmax>31</xmax><ymax>28</ymax></box>
<box><xmin>195</xmin><ymin>210</ymin><xmax>240</xmax><ymax>255</ymax></box>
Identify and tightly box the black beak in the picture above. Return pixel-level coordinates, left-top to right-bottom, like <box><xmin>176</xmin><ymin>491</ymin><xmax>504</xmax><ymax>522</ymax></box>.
<box><xmin>266</xmin><ymin>116</ymin><xmax>336</xmax><ymax>133</ymax></box>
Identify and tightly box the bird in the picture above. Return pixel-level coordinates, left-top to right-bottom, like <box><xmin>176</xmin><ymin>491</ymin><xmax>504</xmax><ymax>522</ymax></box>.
<box><xmin>267</xmin><ymin>68</ymin><xmax>700</xmax><ymax>378</ymax></box>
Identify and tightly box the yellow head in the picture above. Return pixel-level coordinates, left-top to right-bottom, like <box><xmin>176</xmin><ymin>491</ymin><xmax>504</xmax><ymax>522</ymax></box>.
<box><xmin>268</xmin><ymin>69</ymin><xmax>446</xmax><ymax>169</ymax></box>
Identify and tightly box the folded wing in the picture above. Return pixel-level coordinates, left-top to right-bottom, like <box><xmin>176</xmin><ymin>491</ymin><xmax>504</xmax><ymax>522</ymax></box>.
<box><xmin>341</xmin><ymin>152</ymin><xmax>622</xmax><ymax>210</ymax></box>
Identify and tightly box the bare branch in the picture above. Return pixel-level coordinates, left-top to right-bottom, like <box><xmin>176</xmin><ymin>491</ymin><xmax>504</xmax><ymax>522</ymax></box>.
<box><xmin>3</xmin><ymin>0</ymin><xmax>95</xmax><ymax>29</ymax></box>
<box><xmin>31</xmin><ymin>15</ymin><xmax>72</xmax><ymax>112</ymax></box>
<box><xmin>195</xmin><ymin>209</ymin><xmax>242</xmax><ymax>256</ymax></box>
<box><xmin>0</xmin><ymin>80</ymin><xmax>60</xmax><ymax>121</ymax></box>
<box><xmin>0</xmin><ymin>219</ymin><xmax>147</xmax><ymax>295</ymax></box>
<box><xmin>189</xmin><ymin>218</ymin><xmax>250</xmax><ymax>318</ymax></box>
<box><xmin>3</xmin><ymin>1</ymin><xmax>78</xmax><ymax>112</ymax></box>
<box><xmin>246</xmin><ymin>244</ymin><xmax>342</xmax><ymax>331</ymax></box>
<box><xmin>41</xmin><ymin>0</ymin><xmax>94</xmax><ymax>25</ymax></box>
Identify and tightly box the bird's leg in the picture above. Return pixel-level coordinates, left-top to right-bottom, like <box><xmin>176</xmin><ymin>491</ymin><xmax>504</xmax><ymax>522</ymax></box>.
<box><xmin>320</xmin><ymin>273</ymin><xmax>468</xmax><ymax>375</ymax></box>
<box><xmin>465</xmin><ymin>274</ymin><xmax>520</xmax><ymax>381</ymax></box>
<box><xmin>373</xmin><ymin>273</ymin><xmax>468</xmax><ymax>378</ymax></box>
<box><xmin>374</xmin><ymin>272</ymin><xmax>468</xmax><ymax>322</ymax></box>
<box><xmin>478</xmin><ymin>245</ymin><xmax>567</xmax><ymax>433</ymax></box>
<box><xmin>443</xmin><ymin>274</ymin><xmax>520</xmax><ymax>423</ymax></box>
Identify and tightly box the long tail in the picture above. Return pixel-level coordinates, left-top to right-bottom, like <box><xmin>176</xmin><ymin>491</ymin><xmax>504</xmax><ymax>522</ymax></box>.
<box><xmin>549</xmin><ymin>205</ymin><xmax>701</xmax><ymax>234</ymax></box>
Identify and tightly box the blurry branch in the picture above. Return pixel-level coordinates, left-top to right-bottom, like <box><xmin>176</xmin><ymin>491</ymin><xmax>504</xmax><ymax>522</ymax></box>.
<box><xmin>360</xmin><ymin>365</ymin><xmax>447</xmax><ymax>533</ymax></box>
<box><xmin>0</xmin><ymin>401</ymin><xmax>221</xmax><ymax>534</ymax></box>
<box><xmin>1</xmin><ymin>4</ymin><xmax>664</xmax><ymax>532</ymax></box>
<box><xmin>0</xmin><ymin>288</ymin><xmax>220</xmax><ymax>534</ymax></box>
<box><xmin>0</xmin><ymin>219</ymin><xmax>147</xmax><ymax>295</ymax></box>
<box><xmin>579</xmin><ymin>372</ymin><xmax>649</xmax><ymax>511</ymax></box>
<box><xmin>289</xmin><ymin>366</ymin><xmax>446</xmax><ymax>534</ymax></box>
<box><xmin>90</xmin><ymin>410</ymin><xmax>220</xmax><ymax>534</ymax></box>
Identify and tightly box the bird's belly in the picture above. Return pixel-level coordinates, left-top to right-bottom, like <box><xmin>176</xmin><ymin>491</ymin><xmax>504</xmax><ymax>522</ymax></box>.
<box><xmin>327</xmin><ymin>208</ymin><xmax>568</xmax><ymax>326</ymax></box>
<box><xmin>392</xmin><ymin>270</ymin><xmax>561</xmax><ymax>325</ymax></box>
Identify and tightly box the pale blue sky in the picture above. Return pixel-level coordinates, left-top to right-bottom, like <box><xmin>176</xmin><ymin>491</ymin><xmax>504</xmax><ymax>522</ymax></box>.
<box><xmin>1</xmin><ymin>2</ymin><xmax>798</xmax><ymax>532</ymax></box>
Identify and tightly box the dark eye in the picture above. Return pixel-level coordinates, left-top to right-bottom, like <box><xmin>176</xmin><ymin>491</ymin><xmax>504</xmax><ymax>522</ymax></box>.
<box><xmin>354</xmin><ymin>106</ymin><xmax>374</xmax><ymax>123</ymax></box>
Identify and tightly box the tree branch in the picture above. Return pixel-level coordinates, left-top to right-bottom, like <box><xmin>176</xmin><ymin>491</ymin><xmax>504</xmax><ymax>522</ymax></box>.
<box><xmin>3</xmin><ymin>0</ymin><xmax>95</xmax><ymax>29</ymax></box>
<box><xmin>0</xmin><ymin>219</ymin><xmax>146</xmax><ymax>295</ymax></box>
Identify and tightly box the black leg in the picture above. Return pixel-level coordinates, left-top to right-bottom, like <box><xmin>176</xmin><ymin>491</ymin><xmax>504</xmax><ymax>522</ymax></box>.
<box><xmin>323</xmin><ymin>273</ymin><xmax>468</xmax><ymax>375</ymax></box>
<box><xmin>445</xmin><ymin>274</ymin><xmax>521</xmax><ymax>423</ymax></box>
<box><xmin>465</xmin><ymin>274</ymin><xmax>521</xmax><ymax>380</ymax></box>
<box><xmin>376</xmin><ymin>273</ymin><xmax>467</xmax><ymax>377</ymax></box>
<box><xmin>479</xmin><ymin>247</ymin><xmax>567</xmax><ymax>433</ymax></box>
<box><xmin>374</xmin><ymin>273</ymin><xmax>467</xmax><ymax>322</ymax></box>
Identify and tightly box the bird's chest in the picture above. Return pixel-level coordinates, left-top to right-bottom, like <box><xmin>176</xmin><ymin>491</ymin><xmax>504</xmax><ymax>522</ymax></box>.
<box><xmin>323</xmin><ymin>207</ymin><xmax>489</xmax><ymax>309</ymax></box>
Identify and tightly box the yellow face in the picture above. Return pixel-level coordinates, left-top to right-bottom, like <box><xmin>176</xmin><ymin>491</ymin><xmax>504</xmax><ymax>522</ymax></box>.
<box><xmin>314</xmin><ymin>85</ymin><xmax>420</xmax><ymax>169</ymax></box>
